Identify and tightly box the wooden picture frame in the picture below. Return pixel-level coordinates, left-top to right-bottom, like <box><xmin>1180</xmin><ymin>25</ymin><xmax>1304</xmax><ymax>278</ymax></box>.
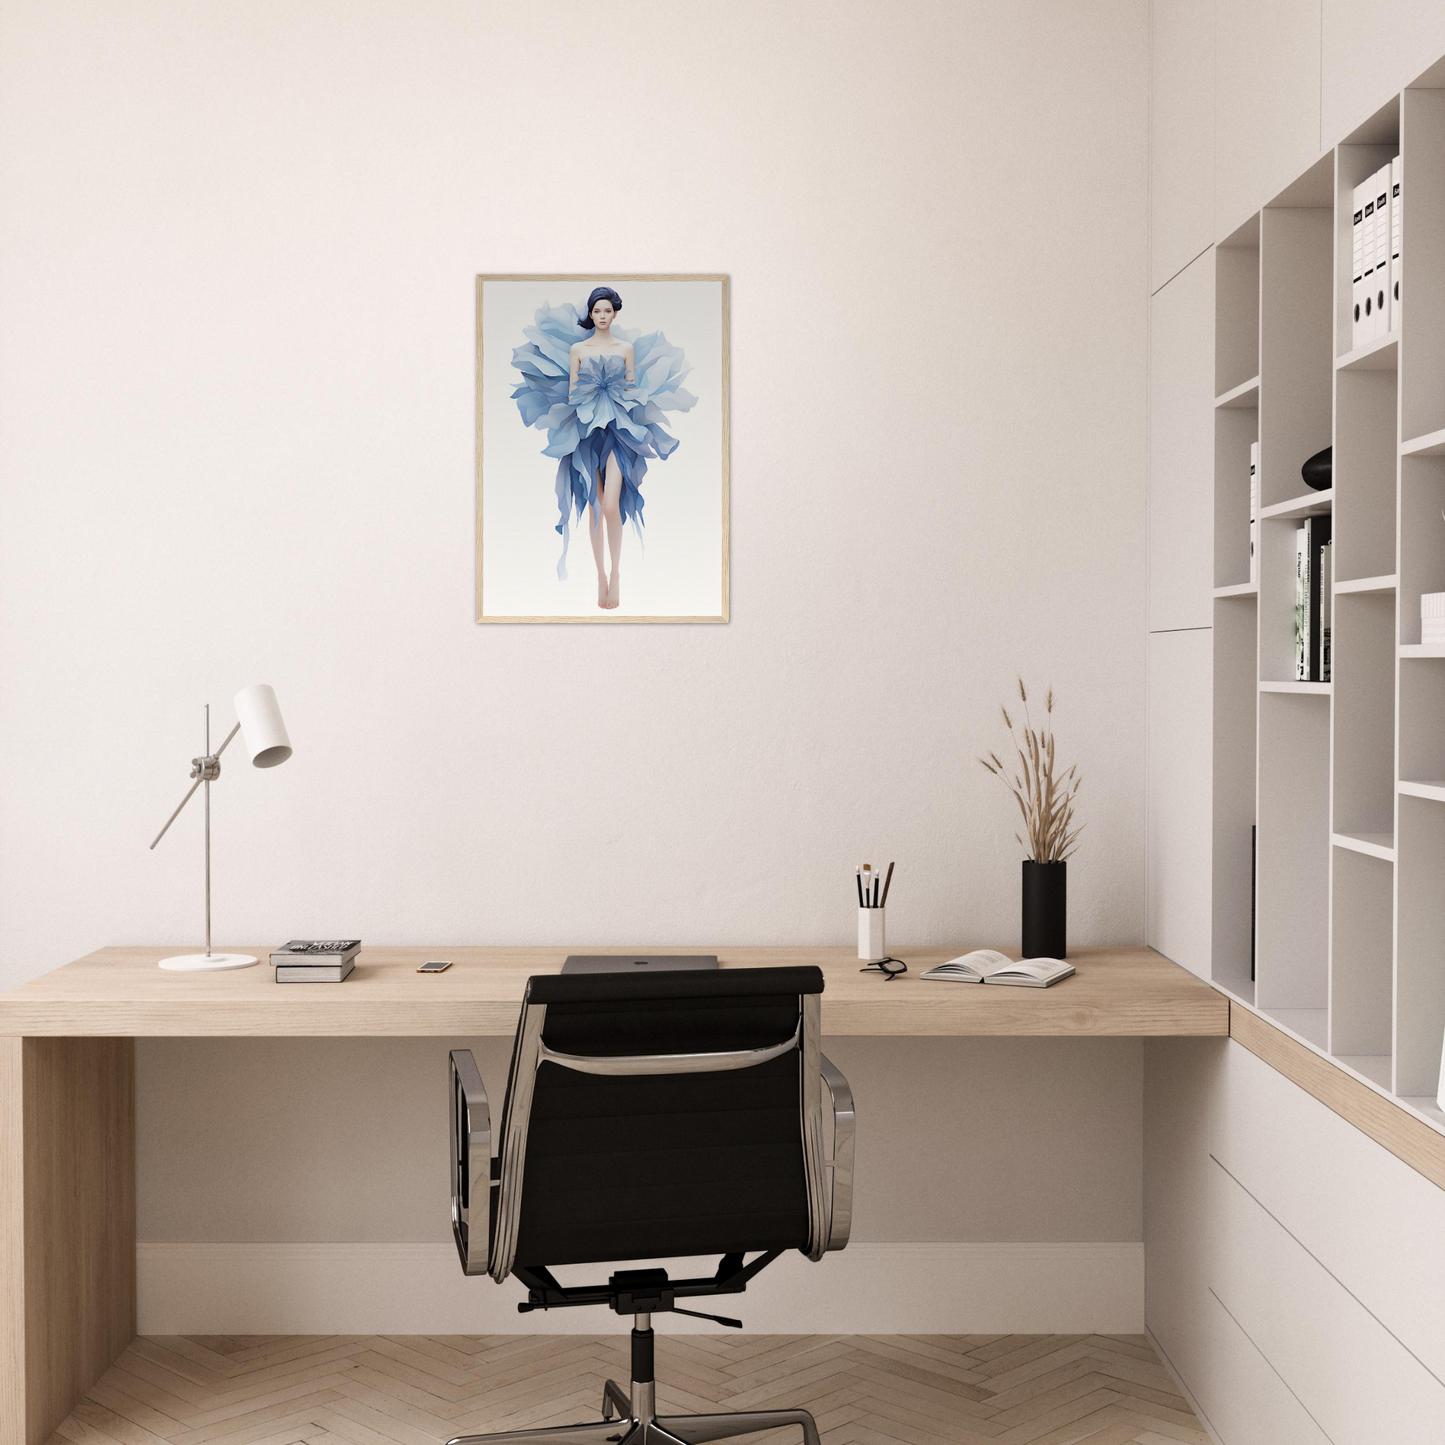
<box><xmin>475</xmin><ymin>274</ymin><xmax>729</xmax><ymax>623</ymax></box>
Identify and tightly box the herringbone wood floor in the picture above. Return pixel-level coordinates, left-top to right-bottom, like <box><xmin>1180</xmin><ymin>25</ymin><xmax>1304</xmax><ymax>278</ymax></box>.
<box><xmin>49</xmin><ymin>1334</ymin><xmax>1209</xmax><ymax>1445</ymax></box>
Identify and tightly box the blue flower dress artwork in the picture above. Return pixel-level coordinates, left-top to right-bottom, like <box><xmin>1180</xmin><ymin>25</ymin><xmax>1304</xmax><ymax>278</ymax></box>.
<box><xmin>510</xmin><ymin>302</ymin><xmax>697</xmax><ymax>578</ymax></box>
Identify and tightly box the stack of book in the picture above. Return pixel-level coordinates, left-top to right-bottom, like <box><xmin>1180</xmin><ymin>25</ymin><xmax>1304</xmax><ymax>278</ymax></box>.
<box><xmin>1352</xmin><ymin>156</ymin><xmax>1402</xmax><ymax>347</ymax></box>
<box><xmin>1294</xmin><ymin>518</ymin><xmax>1332</xmax><ymax>682</ymax></box>
<box><xmin>270</xmin><ymin>939</ymin><xmax>361</xmax><ymax>983</ymax></box>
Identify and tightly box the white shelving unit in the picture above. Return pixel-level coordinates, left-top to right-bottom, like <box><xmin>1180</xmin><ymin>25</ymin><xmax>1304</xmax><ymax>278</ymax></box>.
<box><xmin>1212</xmin><ymin>78</ymin><xmax>1445</xmax><ymax>1133</ymax></box>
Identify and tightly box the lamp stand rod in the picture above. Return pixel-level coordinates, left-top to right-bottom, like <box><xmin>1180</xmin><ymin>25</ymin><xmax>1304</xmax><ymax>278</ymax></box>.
<box><xmin>151</xmin><ymin>702</ymin><xmax>255</xmax><ymax>974</ymax></box>
<box><xmin>204</xmin><ymin>705</ymin><xmax>211</xmax><ymax>958</ymax></box>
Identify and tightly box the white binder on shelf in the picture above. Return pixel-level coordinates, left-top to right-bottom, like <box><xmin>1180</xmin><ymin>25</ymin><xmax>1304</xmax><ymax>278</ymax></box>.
<box><xmin>1373</xmin><ymin>164</ymin><xmax>1391</xmax><ymax>341</ymax></box>
<box><xmin>1391</xmin><ymin>154</ymin><xmax>1402</xmax><ymax>333</ymax></box>
<box><xmin>1351</xmin><ymin>178</ymin><xmax>1368</xmax><ymax>349</ymax></box>
<box><xmin>1362</xmin><ymin>171</ymin><xmax>1380</xmax><ymax>342</ymax></box>
<box><xmin>1249</xmin><ymin>441</ymin><xmax>1259</xmax><ymax>586</ymax></box>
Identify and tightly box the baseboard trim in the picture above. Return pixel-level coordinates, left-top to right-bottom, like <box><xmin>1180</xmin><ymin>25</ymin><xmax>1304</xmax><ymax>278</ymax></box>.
<box><xmin>137</xmin><ymin>1241</ymin><xmax>1143</xmax><ymax>1335</ymax></box>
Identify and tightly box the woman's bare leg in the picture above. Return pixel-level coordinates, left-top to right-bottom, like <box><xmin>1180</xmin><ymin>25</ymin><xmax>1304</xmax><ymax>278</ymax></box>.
<box><xmin>602</xmin><ymin>452</ymin><xmax>624</xmax><ymax>608</ymax></box>
<box><xmin>588</xmin><ymin>491</ymin><xmax>607</xmax><ymax>608</ymax></box>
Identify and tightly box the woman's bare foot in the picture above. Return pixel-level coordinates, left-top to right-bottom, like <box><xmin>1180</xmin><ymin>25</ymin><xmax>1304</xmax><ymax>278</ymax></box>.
<box><xmin>605</xmin><ymin>571</ymin><xmax>621</xmax><ymax>609</ymax></box>
<box><xmin>597</xmin><ymin>573</ymin><xmax>608</xmax><ymax>609</ymax></box>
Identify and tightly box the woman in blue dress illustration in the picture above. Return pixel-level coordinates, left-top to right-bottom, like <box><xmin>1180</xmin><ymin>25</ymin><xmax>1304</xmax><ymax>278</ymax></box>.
<box><xmin>511</xmin><ymin>285</ymin><xmax>696</xmax><ymax>610</ymax></box>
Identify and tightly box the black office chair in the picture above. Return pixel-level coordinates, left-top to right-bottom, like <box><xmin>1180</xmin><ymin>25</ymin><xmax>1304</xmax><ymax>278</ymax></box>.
<box><xmin>446</xmin><ymin>965</ymin><xmax>855</xmax><ymax>1445</ymax></box>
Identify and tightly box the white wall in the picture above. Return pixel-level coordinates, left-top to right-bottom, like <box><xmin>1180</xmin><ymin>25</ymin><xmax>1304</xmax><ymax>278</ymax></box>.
<box><xmin>136</xmin><ymin>1035</ymin><xmax>1144</xmax><ymax>1243</ymax></box>
<box><xmin>0</xmin><ymin>1</ymin><xmax>1149</xmax><ymax>981</ymax></box>
<box><xmin>134</xmin><ymin>1034</ymin><xmax>1148</xmax><ymax>1333</ymax></box>
<box><xmin>0</xmin><ymin>1</ymin><xmax>1152</xmax><ymax>1323</ymax></box>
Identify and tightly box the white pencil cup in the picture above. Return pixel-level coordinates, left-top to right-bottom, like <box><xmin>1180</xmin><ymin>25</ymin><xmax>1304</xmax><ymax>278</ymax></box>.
<box><xmin>858</xmin><ymin>907</ymin><xmax>886</xmax><ymax>962</ymax></box>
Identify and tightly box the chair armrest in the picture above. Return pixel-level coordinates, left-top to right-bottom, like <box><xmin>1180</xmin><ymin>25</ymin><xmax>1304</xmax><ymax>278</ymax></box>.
<box><xmin>819</xmin><ymin>1052</ymin><xmax>855</xmax><ymax>1251</ymax></box>
<box><xmin>449</xmin><ymin>1049</ymin><xmax>492</xmax><ymax>1276</ymax></box>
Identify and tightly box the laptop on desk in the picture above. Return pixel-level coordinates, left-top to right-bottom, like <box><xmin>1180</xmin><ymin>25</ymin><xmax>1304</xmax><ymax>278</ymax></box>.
<box><xmin>561</xmin><ymin>954</ymin><xmax>719</xmax><ymax>974</ymax></box>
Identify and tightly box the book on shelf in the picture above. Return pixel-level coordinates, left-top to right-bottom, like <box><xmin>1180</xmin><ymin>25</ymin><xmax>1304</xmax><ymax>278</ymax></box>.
<box><xmin>920</xmin><ymin>950</ymin><xmax>1074</xmax><ymax>988</ymax></box>
<box><xmin>1295</xmin><ymin>526</ymin><xmax>1308</xmax><ymax>679</ymax></box>
<box><xmin>276</xmin><ymin>958</ymin><xmax>355</xmax><ymax>984</ymax></box>
<box><xmin>1293</xmin><ymin>517</ymin><xmax>1332</xmax><ymax>681</ymax></box>
<box><xmin>1320</xmin><ymin>538</ymin><xmax>1332</xmax><ymax>682</ymax></box>
<box><xmin>1249</xmin><ymin>441</ymin><xmax>1259</xmax><ymax>584</ymax></box>
<box><xmin>1307</xmin><ymin>516</ymin><xmax>1331</xmax><ymax>681</ymax></box>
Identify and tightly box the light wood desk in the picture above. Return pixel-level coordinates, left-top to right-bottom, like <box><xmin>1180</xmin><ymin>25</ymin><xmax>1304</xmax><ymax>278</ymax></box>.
<box><xmin>0</xmin><ymin>944</ymin><xmax>1224</xmax><ymax>1445</ymax></box>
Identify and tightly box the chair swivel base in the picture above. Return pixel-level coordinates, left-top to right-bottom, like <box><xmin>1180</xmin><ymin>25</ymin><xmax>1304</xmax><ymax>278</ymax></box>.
<box><xmin>445</xmin><ymin>1375</ymin><xmax>822</xmax><ymax>1445</ymax></box>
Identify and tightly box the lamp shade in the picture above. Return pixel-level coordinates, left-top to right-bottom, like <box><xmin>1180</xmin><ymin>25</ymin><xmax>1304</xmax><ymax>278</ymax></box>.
<box><xmin>233</xmin><ymin>684</ymin><xmax>292</xmax><ymax>768</ymax></box>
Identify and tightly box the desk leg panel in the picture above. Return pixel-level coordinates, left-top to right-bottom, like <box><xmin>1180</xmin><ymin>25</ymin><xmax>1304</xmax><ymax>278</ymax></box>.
<box><xmin>0</xmin><ymin>1037</ymin><xmax>136</xmax><ymax>1445</ymax></box>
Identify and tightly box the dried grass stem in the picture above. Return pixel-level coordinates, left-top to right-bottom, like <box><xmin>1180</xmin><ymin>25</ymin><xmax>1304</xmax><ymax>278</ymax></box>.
<box><xmin>979</xmin><ymin>678</ymin><xmax>1083</xmax><ymax>862</ymax></box>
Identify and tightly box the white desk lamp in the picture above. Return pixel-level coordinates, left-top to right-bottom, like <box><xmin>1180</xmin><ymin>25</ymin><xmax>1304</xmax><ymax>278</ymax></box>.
<box><xmin>149</xmin><ymin>684</ymin><xmax>292</xmax><ymax>972</ymax></box>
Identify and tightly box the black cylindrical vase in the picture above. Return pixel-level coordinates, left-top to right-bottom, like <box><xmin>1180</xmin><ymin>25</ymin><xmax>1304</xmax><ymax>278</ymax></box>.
<box><xmin>1022</xmin><ymin>860</ymin><xmax>1067</xmax><ymax>958</ymax></box>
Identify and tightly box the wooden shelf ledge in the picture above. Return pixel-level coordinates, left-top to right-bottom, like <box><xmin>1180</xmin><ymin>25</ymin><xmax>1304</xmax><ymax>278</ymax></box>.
<box><xmin>1335</xmin><ymin>333</ymin><xmax>1398</xmax><ymax>371</ymax></box>
<box><xmin>1260</xmin><ymin>680</ymin><xmax>1331</xmax><ymax>695</ymax></box>
<box><xmin>1230</xmin><ymin>1002</ymin><xmax>1445</xmax><ymax>1191</ymax></box>
<box><xmin>1260</xmin><ymin>489</ymin><xmax>1332</xmax><ymax>521</ymax></box>
<box><xmin>1401</xmin><ymin>427</ymin><xmax>1445</xmax><ymax>458</ymax></box>
<box><xmin>1335</xmin><ymin>574</ymin><xmax>1396</xmax><ymax>595</ymax></box>
<box><xmin>1214</xmin><ymin>375</ymin><xmax>1260</xmax><ymax>409</ymax></box>
<box><xmin>1332</xmin><ymin>830</ymin><xmax>1396</xmax><ymax>862</ymax></box>
<box><xmin>1399</xmin><ymin>780</ymin><xmax>1445</xmax><ymax>802</ymax></box>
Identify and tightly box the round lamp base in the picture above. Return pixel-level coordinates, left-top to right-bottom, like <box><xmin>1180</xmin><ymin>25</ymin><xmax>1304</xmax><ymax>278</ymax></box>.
<box><xmin>158</xmin><ymin>952</ymin><xmax>258</xmax><ymax>972</ymax></box>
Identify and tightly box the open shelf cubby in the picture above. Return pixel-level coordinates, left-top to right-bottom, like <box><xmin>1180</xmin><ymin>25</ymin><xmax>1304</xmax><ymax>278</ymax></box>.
<box><xmin>1208</xmin><ymin>70</ymin><xmax>1445</xmax><ymax>1127</ymax></box>
<box><xmin>1256</xmin><ymin>691</ymin><xmax>1330</xmax><ymax>1023</ymax></box>
<box><xmin>1212</xmin><ymin>592</ymin><xmax>1259</xmax><ymax>1003</ymax></box>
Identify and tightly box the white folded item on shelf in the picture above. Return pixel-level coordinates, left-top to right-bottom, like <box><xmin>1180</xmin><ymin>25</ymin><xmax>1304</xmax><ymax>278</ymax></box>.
<box><xmin>1421</xmin><ymin>594</ymin><xmax>1445</xmax><ymax>645</ymax></box>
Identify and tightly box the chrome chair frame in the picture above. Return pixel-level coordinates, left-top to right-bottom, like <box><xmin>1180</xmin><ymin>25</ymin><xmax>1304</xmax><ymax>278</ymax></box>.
<box><xmin>446</xmin><ymin>985</ymin><xmax>854</xmax><ymax>1445</ymax></box>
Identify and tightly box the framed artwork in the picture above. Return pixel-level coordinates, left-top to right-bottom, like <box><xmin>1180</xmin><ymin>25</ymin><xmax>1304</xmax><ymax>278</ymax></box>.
<box><xmin>476</xmin><ymin>274</ymin><xmax>729</xmax><ymax>623</ymax></box>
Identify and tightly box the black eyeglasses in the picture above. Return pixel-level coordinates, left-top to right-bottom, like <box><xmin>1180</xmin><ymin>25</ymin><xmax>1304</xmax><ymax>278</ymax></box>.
<box><xmin>859</xmin><ymin>956</ymin><xmax>908</xmax><ymax>981</ymax></box>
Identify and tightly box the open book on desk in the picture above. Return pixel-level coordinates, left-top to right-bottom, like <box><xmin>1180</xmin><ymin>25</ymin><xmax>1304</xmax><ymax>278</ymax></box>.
<box><xmin>920</xmin><ymin>950</ymin><xmax>1075</xmax><ymax>988</ymax></box>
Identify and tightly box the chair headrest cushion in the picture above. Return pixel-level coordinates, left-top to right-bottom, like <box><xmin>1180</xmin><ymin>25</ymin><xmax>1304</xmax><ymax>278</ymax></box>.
<box><xmin>524</xmin><ymin>964</ymin><xmax>825</xmax><ymax>1006</ymax></box>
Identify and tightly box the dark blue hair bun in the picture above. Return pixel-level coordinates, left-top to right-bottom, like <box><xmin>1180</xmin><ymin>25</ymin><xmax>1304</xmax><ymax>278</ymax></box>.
<box><xmin>580</xmin><ymin>286</ymin><xmax>623</xmax><ymax>330</ymax></box>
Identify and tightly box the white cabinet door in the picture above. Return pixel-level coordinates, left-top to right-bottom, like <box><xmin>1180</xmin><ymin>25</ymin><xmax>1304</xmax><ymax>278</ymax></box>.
<box><xmin>1214</xmin><ymin>1039</ymin><xmax>1445</xmax><ymax>1384</ymax></box>
<box><xmin>1215</xmin><ymin>0</ymin><xmax>1323</xmax><ymax>237</ymax></box>
<box><xmin>1151</xmin><ymin>0</ymin><xmax>1215</xmax><ymax>292</ymax></box>
<box><xmin>1322</xmin><ymin>0</ymin><xmax>1445</xmax><ymax>145</ymax></box>
<box><xmin>1149</xmin><ymin>251</ymin><xmax>1215</xmax><ymax>632</ymax></box>
<box><xmin>1198</xmin><ymin>1290</ymin><xmax>1332</xmax><ymax>1445</ymax></box>
<box><xmin>1147</xmin><ymin>629</ymin><xmax>1213</xmax><ymax>978</ymax></box>
<box><xmin>1211</xmin><ymin>1156</ymin><xmax>1445</xmax><ymax>1444</ymax></box>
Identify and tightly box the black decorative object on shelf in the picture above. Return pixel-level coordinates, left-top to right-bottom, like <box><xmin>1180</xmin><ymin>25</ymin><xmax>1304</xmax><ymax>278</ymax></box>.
<box><xmin>1302</xmin><ymin>445</ymin><xmax>1332</xmax><ymax>491</ymax></box>
<box><xmin>1022</xmin><ymin>860</ymin><xmax>1067</xmax><ymax>959</ymax></box>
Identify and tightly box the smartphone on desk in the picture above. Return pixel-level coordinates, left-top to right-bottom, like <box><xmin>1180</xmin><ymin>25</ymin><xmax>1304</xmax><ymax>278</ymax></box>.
<box><xmin>417</xmin><ymin>959</ymin><xmax>452</xmax><ymax>973</ymax></box>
